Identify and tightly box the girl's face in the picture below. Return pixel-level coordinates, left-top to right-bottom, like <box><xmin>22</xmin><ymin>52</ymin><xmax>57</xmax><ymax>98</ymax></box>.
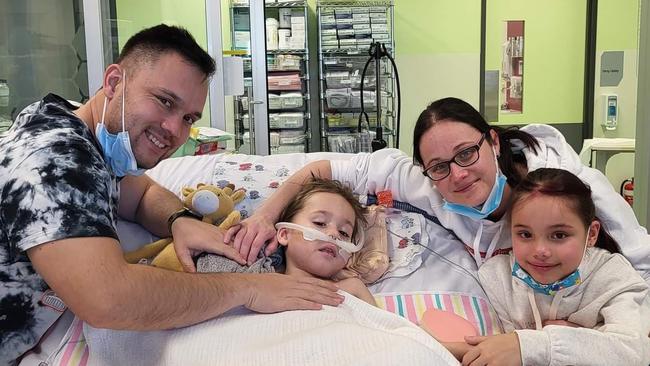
<box><xmin>418</xmin><ymin>121</ymin><xmax>500</xmax><ymax>207</ymax></box>
<box><xmin>278</xmin><ymin>192</ymin><xmax>357</xmax><ymax>279</ymax></box>
<box><xmin>511</xmin><ymin>194</ymin><xmax>599</xmax><ymax>284</ymax></box>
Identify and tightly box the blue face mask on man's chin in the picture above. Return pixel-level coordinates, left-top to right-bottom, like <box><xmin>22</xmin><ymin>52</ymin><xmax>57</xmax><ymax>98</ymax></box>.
<box><xmin>442</xmin><ymin>148</ymin><xmax>507</xmax><ymax>220</ymax></box>
<box><xmin>95</xmin><ymin>70</ymin><xmax>146</xmax><ymax>177</ymax></box>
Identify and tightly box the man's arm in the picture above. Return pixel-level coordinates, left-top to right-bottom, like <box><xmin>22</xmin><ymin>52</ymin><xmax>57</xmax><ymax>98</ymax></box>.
<box><xmin>117</xmin><ymin>174</ymin><xmax>181</xmax><ymax>237</ymax></box>
<box><xmin>28</xmin><ymin>237</ymin><xmax>344</xmax><ymax>330</ymax></box>
<box><xmin>118</xmin><ymin>174</ymin><xmax>245</xmax><ymax>271</ymax></box>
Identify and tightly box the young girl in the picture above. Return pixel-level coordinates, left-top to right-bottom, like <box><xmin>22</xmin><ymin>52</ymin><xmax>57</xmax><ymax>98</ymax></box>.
<box><xmin>462</xmin><ymin>168</ymin><xmax>650</xmax><ymax>366</ymax></box>
<box><xmin>275</xmin><ymin>177</ymin><xmax>376</xmax><ymax>306</ymax></box>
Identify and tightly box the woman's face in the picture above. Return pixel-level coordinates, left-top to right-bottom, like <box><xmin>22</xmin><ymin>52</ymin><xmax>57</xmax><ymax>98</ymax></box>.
<box><xmin>419</xmin><ymin>121</ymin><xmax>500</xmax><ymax>207</ymax></box>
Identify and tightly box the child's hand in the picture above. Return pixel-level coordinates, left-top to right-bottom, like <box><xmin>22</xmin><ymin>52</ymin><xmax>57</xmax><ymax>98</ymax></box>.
<box><xmin>441</xmin><ymin>342</ymin><xmax>472</xmax><ymax>361</ymax></box>
<box><xmin>543</xmin><ymin>319</ymin><xmax>581</xmax><ymax>328</ymax></box>
<box><xmin>462</xmin><ymin>334</ymin><xmax>522</xmax><ymax>366</ymax></box>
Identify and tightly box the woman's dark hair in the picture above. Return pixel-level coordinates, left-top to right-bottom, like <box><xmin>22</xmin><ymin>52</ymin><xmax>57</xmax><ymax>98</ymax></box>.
<box><xmin>278</xmin><ymin>177</ymin><xmax>367</xmax><ymax>244</ymax></box>
<box><xmin>511</xmin><ymin>168</ymin><xmax>621</xmax><ymax>254</ymax></box>
<box><xmin>413</xmin><ymin>97</ymin><xmax>540</xmax><ymax>186</ymax></box>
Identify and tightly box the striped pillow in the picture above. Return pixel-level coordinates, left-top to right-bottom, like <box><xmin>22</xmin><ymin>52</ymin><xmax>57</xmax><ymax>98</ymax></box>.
<box><xmin>374</xmin><ymin>291</ymin><xmax>502</xmax><ymax>337</ymax></box>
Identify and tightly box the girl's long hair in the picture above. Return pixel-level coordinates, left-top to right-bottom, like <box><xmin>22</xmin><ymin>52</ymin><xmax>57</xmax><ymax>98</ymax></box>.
<box><xmin>511</xmin><ymin>168</ymin><xmax>621</xmax><ymax>254</ymax></box>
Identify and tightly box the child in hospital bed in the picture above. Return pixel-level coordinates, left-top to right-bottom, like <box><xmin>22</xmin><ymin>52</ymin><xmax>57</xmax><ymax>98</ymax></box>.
<box><xmin>273</xmin><ymin>177</ymin><xmax>376</xmax><ymax>306</ymax></box>
<box><xmin>456</xmin><ymin>168</ymin><xmax>650</xmax><ymax>365</ymax></box>
<box><xmin>199</xmin><ymin>177</ymin><xmax>375</xmax><ymax>305</ymax></box>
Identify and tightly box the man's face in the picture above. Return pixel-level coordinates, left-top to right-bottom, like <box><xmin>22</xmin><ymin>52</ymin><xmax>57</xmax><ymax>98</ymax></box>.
<box><xmin>106</xmin><ymin>52</ymin><xmax>209</xmax><ymax>169</ymax></box>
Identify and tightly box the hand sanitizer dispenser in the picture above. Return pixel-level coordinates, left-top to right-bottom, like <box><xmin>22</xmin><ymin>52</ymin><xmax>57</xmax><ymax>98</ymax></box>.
<box><xmin>602</xmin><ymin>94</ymin><xmax>618</xmax><ymax>130</ymax></box>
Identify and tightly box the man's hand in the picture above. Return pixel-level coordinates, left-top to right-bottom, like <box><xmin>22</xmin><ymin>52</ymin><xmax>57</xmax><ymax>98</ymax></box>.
<box><xmin>224</xmin><ymin>215</ymin><xmax>278</xmax><ymax>265</ymax></box>
<box><xmin>243</xmin><ymin>273</ymin><xmax>345</xmax><ymax>313</ymax></box>
<box><xmin>171</xmin><ymin>217</ymin><xmax>246</xmax><ymax>272</ymax></box>
<box><xmin>462</xmin><ymin>334</ymin><xmax>522</xmax><ymax>366</ymax></box>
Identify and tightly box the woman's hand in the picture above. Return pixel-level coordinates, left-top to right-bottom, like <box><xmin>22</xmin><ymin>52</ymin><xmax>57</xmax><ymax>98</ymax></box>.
<box><xmin>224</xmin><ymin>214</ymin><xmax>278</xmax><ymax>265</ymax></box>
<box><xmin>462</xmin><ymin>334</ymin><xmax>522</xmax><ymax>366</ymax></box>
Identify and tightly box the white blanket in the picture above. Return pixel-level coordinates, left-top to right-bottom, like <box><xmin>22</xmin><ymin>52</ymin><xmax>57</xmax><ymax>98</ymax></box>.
<box><xmin>83</xmin><ymin>292</ymin><xmax>459</xmax><ymax>366</ymax></box>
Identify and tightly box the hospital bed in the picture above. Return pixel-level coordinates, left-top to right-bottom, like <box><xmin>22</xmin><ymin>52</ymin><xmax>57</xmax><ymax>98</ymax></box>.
<box><xmin>34</xmin><ymin>152</ymin><xmax>500</xmax><ymax>366</ymax></box>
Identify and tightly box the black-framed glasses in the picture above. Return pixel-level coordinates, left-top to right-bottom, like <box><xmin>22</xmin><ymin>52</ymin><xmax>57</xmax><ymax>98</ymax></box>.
<box><xmin>422</xmin><ymin>133</ymin><xmax>487</xmax><ymax>181</ymax></box>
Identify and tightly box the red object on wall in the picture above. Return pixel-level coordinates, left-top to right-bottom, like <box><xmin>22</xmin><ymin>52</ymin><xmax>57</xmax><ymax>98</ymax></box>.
<box><xmin>621</xmin><ymin>178</ymin><xmax>634</xmax><ymax>206</ymax></box>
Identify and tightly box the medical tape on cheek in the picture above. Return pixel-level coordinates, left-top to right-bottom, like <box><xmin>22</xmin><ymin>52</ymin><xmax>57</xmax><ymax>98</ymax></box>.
<box><xmin>275</xmin><ymin>222</ymin><xmax>362</xmax><ymax>255</ymax></box>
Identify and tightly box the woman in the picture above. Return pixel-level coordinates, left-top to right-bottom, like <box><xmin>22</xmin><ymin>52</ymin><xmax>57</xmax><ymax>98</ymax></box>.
<box><xmin>227</xmin><ymin>97</ymin><xmax>650</xmax><ymax>282</ymax></box>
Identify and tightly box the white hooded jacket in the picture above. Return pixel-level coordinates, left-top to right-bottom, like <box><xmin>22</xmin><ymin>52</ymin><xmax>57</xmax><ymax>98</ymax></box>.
<box><xmin>478</xmin><ymin>248</ymin><xmax>650</xmax><ymax>366</ymax></box>
<box><xmin>330</xmin><ymin>124</ymin><xmax>650</xmax><ymax>281</ymax></box>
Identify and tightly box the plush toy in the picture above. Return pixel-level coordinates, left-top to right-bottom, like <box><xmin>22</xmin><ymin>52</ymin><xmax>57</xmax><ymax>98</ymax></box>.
<box><xmin>124</xmin><ymin>183</ymin><xmax>246</xmax><ymax>272</ymax></box>
<box><xmin>333</xmin><ymin>205</ymin><xmax>390</xmax><ymax>284</ymax></box>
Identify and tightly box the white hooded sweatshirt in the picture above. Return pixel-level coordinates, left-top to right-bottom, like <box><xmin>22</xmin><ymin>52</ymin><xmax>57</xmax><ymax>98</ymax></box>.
<box><xmin>330</xmin><ymin>124</ymin><xmax>650</xmax><ymax>282</ymax></box>
<box><xmin>478</xmin><ymin>248</ymin><xmax>650</xmax><ymax>366</ymax></box>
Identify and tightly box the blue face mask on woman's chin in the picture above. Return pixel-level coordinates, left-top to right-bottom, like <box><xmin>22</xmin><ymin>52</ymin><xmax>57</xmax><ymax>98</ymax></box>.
<box><xmin>442</xmin><ymin>148</ymin><xmax>507</xmax><ymax>220</ymax></box>
<box><xmin>95</xmin><ymin>70</ymin><xmax>146</xmax><ymax>177</ymax></box>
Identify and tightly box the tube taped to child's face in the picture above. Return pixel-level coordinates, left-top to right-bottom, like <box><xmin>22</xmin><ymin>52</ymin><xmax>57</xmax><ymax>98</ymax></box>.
<box><xmin>275</xmin><ymin>222</ymin><xmax>363</xmax><ymax>259</ymax></box>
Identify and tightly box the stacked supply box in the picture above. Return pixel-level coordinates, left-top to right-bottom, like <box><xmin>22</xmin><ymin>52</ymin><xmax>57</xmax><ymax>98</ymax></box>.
<box><xmin>230</xmin><ymin>0</ymin><xmax>312</xmax><ymax>155</ymax></box>
<box><xmin>317</xmin><ymin>0</ymin><xmax>395</xmax><ymax>153</ymax></box>
<box><xmin>318</xmin><ymin>4</ymin><xmax>391</xmax><ymax>51</ymax></box>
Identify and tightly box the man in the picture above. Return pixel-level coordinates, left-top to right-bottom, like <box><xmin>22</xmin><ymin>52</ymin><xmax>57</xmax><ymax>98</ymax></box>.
<box><xmin>0</xmin><ymin>24</ymin><xmax>342</xmax><ymax>364</ymax></box>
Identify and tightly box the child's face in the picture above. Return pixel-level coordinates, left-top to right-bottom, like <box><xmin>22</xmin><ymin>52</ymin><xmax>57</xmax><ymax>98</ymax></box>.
<box><xmin>511</xmin><ymin>194</ymin><xmax>596</xmax><ymax>285</ymax></box>
<box><xmin>281</xmin><ymin>192</ymin><xmax>357</xmax><ymax>278</ymax></box>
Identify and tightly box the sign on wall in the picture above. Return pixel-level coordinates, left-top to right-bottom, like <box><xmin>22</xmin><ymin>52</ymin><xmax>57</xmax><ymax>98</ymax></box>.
<box><xmin>500</xmin><ymin>20</ymin><xmax>524</xmax><ymax>114</ymax></box>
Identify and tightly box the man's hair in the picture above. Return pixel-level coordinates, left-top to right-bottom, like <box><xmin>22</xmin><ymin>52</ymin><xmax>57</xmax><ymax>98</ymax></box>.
<box><xmin>278</xmin><ymin>177</ymin><xmax>367</xmax><ymax>243</ymax></box>
<box><xmin>116</xmin><ymin>24</ymin><xmax>215</xmax><ymax>79</ymax></box>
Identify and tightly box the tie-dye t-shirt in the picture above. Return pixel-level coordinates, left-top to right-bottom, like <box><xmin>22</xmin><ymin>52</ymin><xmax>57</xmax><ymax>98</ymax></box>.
<box><xmin>0</xmin><ymin>94</ymin><xmax>119</xmax><ymax>364</ymax></box>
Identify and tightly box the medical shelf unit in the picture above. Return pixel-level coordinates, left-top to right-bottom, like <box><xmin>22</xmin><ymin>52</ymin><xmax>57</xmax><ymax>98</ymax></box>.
<box><xmin>230</xmin><ymin>0</ymin><xmax>313</xmax><ymax>155</ymax></box>
<box><xmin>317</xmin><ymin>0</ymin><xmax>396</xmax><ymax>153</ymax></box>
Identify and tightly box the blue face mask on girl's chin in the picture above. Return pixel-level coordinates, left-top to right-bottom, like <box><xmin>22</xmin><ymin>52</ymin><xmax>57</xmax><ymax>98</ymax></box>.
<box><xmin>511</xmin><ymin>261</ymin><xmax>581</xmax><ymax>296</ymax></box>
<box><xmin>95</xmin><ymin>71</ymin><xmax>146</xmax><ymax>177</ymax></box>
<box><xmin>442</xmin><ymin>149</ymin><xmax>507</xmax><ymax>220</ymax></box>
<box><xmin>511</xmin><ymin>229</ymin><xmax>591</xmax><ymax>296</ymax></box>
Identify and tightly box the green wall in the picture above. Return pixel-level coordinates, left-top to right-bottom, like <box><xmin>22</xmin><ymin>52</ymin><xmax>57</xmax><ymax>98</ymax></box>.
<box><xmin>485</xmin><ymin>0</ymin><xmax>587</xmax><ymax>126</ymax></box>
<box><xmin>113</xmin><ymin>0</ymin><xmax>641</xmax><ymax>172</ymax></box>
<box><xmin>394</xmin><ymin>0</ymin><xmax>481</xmax><ymax>155</ymax></box>
<box><xmin>594</xmin><ymin>0</ymin><xmax>639</xmax><ymax>140</ymax></box>
<box><xmin>115</xmin><ymin>0</ymin><xmax>482</xmax><ymax>156</ymax></box>
<box><xmin>116</xmin><ymin>0</ymin><xmax>207</xmax><ymax>50</ymax></box>
<box><xmin>592</xmin><ymin>0</ymin><xmax>641</xmax><ymax>189</ymax></box>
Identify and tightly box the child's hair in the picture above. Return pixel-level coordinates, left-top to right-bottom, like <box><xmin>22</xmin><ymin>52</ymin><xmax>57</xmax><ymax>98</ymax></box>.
<box><xmin>279</xmin><ymin>177</ymin><xmax>367</xmax><ymax>243</ymax></box>
<box><xmin>511</xmin><ymin>168</ymin><xmax>621</xmax><ymax>254</ymax></box>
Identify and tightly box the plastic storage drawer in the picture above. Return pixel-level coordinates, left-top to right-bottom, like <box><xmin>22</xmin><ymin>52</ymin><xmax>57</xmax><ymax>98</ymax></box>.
<box><xmin>268</xmin><ymin>94</ymin><xmax>283</xmax><ymax>110</ymax></box>
<box><xmin>281</xmin><ymin>92</ymin><xmax>303</xmax><ymax>109</ymax></box>
<box><xmin>269</xmin><ymin>112</ymin><xmax>304</xmax><ymax>129</ymax></box>
<box><xmin>279</xmin><ymin>130</ymin><xmax>306</xmax><ymax>144</ymax></box>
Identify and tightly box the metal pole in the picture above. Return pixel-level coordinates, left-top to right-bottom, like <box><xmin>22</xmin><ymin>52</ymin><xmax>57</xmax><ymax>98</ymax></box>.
<box><xmin>82</xmin><ymin>0</ymin><xmax>105</xmax><ymax>94</ymax></box>
<box><xmin>375</xmin><ymin>44</ymin><xmax>381</xmax><ymax>129</ymax></box>
<box><xmin>205</xmin><ymin>0</ymin><xmax>227</xmax><ymax>130</ymax></box>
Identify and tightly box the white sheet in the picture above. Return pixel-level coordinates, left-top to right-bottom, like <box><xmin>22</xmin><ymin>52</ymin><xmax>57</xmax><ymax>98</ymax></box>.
<box><xmin>84</xmin><ymin>292</ymin><xmax>459</xmax><ymax>366</ymax></box>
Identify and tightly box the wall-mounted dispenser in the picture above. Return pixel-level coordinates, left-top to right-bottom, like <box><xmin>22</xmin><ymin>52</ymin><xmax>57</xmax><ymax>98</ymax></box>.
<box><xmin>602</xmin><ymin>94</ymin><xmax>618</xmax><ymax>130</ymax></box>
